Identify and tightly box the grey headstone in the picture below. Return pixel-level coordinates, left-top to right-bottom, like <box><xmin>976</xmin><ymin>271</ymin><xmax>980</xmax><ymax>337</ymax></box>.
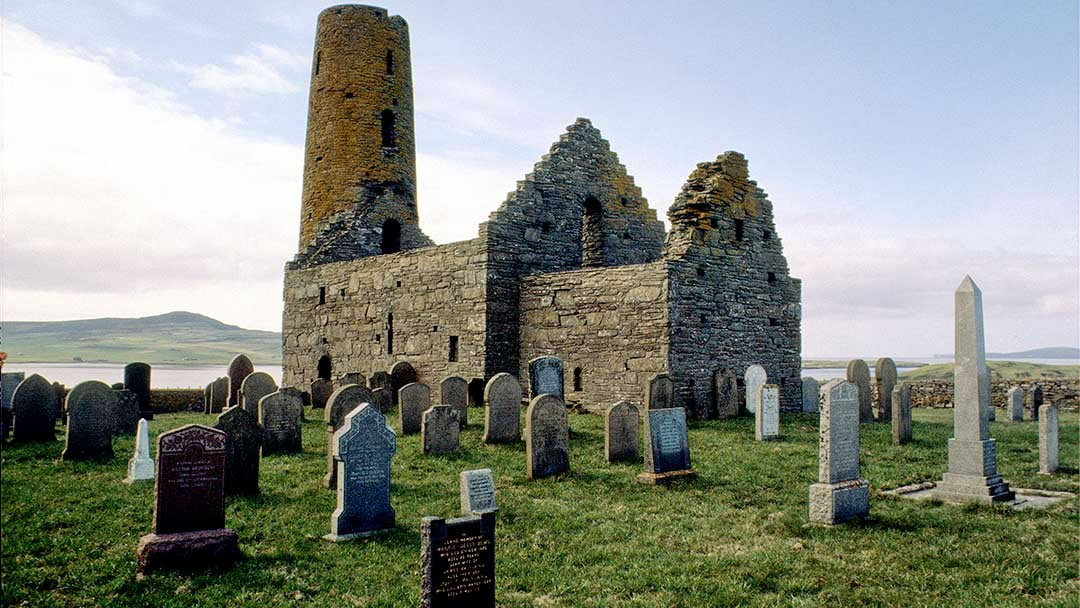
<box><xmin>643</xmin><ymin>407</ymin><xmax>691</xmax><ymax>474</ymax></box>
<box><xmin>323</xmin><ymin>384</ymin><xmax>374</xmax><ymax>488</ymax></box>
<box><xmin>713</xmin><ymin>368</ymin><xmax>740</xmax><ymax>419</ymax></box>
<box><xmin>525</xmin><ymin>394</ymin><xmax>569</xmax><ymax>479</ymax></box>
<box><xmin>933</xmin><ymin>276</ymin><xmax>1013</xmax><ymax>504</ymax></box>
<box><xmin>369</xmin><ymin>371</ymin><xmax>391</xmax><ymax>392</ymax></box>
<box><xmin>809</xmin><ymin>380</ymin><xmax>869</xmax><ymax>524</ymax></box>
<box><xmin>326</xmin><ymin>404</ymin><xmax>396</xmax><ymax>540</ymax></box>
<box><xmin>399</xmin><ymin>382</ymin><xmax>430</xmax><ymax>435</ymax></box>
<box><xmin>52</xmin><ymin>382</ymin><xmax>66</xmax><ymax>422</ymax></box>
<box><xmin>11</xmin><ymin>374</ymin><xmax>57</xmax><ymax>442</ymax></box>
<box><xmin>279</xmin><ymin>386</ymin><xmax>309</xmax><ymax>421</ymax></box>
<box><xmin>801</xmin><ymin>377</ymin><xmax>819</xmax><ymax>413</ymax></box>
<box><xmin>123</xmin><ymin>362</ymin><xmax>152</xmax><ymax>416</ymax></box>
<box><xmin>459</xmin><ymin>468</ymin><xmax>497</xmax><ymax>515</ymax></box>
<box><xmin>482</xmin><ymin>373</ymin><xmax>521</xmax><ymax>444</ymax></box>
<box><xmin>339</xmin><ymin>372</ymin><xmax>366</xmax><ymax>388</ymax></box>
<box><xmin>125</xmin><ymin>418</ymin><xmax>154</xmax><ymax>483</ymax></box>
<box><xmin>604</xmin><ymin>400</ymin><xmax>640</xmax><ymax>463</ymax></box>
<box><xmin>390</xmin><ymin>361</ymin><xmax>417</xmax><ymax>406</ymax></box>
<box><xmin>874</xmin><ymin>358</ymin><xmax>897</xmax><ymax>421</ymax></box>
<box><xmin>646</xmin><ymin>373</ymin><xmax>674</xmax><ymax>410</ymax></box>
<box><xmin>372</xmin><ymin>387</ymin><xmax>392</xmax><ymax>414</ymax></box>
<box><xmin>310</xmin><ymin>378</ymin><xmax>333</xmax><ymax>410</ymax></box>
<box><xmin>226</xmin><ymin>354</ymin><xmax>254</xmax><ymax>407</ymax></box>
<box><xmin>214</xmin><ymin>406</ymin><xmax>262</xmax><ymax>495</ymax></box>
<box><xmin>259</xmin><ymin>390</ymin><xmax>303</xmax><ymax>455</ymax></box>
<box><xmin>845</xmin><ymin>359</ymin><xmax>873</xmax><ymax>423</ymax></box>
<box><xmin>61</xmin><ymin>381</ymin><xmax>116</xmax><ymax>461</ymax></box>
<box><xmin>1</xmin><ymin>371</ymin><xmax>25</xmax><ymax>411</ymax></box>
<box><xmin>240</xmin><ymin>372</ymin><xmax>277</xmax><ymax>415</ymax></box>
<box><xmin>891</xmin><ymin>382</ymin><xmax>912</xmax><ymax>445</ymax></box>
<box><xmin>420</xmin><ymin>512</ymin><xmax>496</xmax><ymax>608</ymax></box>
<box><xmin>528</xmin><ymin>356</ymin><xmax>564</xmax><ymax>400</ymax></box>
<box><xmin>113</xmin><ymin>389</ymin><xmax>140</xmax><ymax>435</ymax></box>
<box><xmin>755</xmin><ymin>384</ymin><xmax>780</xmax><ymax>441</ymax></box>
<box><xmin>1039</xmin><ymin>404</ymin><xmax>1058</xmax><ymax>474</ymax></box>
<box><xmin>1006</xmin><ymin>387</ymin><xmax>1024</xmax><ymax>422</ymax></box>
<box><xmin>210</xmin><ymin>377</ymin><xmax>228</xmax><ymax>414</ymax></box>
<box><xmin>422</xmin><ymin>405</ymin><xmax>460</xmax><ymax>454</ymax></box>
<box><xmin>440</xmin><ymin>375</ymin><xmax>468</xmax><ymax>428</ymax></box>
<box><xmin>744</xmin><ymin>365</ymin><xmax>767</xmax><ymax>414</ymax></box>
<box><xmin>203</xmin><ymin>382</ymin><xmax>213</xmax><ymax>415</ymax></box>
<box><xmin>1028</xmin><ymin>385</ymin><xmax>1043</xmax><ymax>421</ymax></box>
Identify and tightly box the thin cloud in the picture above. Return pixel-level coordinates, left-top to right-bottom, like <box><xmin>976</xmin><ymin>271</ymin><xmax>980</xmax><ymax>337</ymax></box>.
<box><xmin>174</xmin><ymin>43</ymin><xmax>306</xmax><ymax>95</ymax></box>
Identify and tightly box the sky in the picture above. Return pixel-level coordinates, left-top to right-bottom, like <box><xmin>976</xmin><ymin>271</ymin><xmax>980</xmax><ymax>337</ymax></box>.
<box><xmin>1</xmin><ymin>0</ymin><xmax>1077</xmax><ymax>358</ymax></box>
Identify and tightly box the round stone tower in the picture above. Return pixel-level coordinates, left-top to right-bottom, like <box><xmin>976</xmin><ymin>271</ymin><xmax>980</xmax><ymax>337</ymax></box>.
<box><xmin>298</xmin><ymin>4</ymin><xmax>419</xmax><ymax>252</ymax></box>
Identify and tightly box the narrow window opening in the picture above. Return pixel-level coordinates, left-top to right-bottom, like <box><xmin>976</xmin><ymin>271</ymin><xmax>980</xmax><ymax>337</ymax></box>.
<box><xmin>314</xmin><ymin>51</ymin><xmax>321</xmax><ymax>75</ymax></box>
<box><xmin>319</xmin><ymin>286</ymin><xmax>326</xmax><ymax>305</ymax></box>
<box><xmin>734</xmin><ymin>219</ymin><xmax>744</xmax><ymax>242</ymax></box>
<box><xmin>387</xmin><ymin>312</ymin><xmax>394</xmax><ymax>355</ymax></box>
<box><xmin>769</xmin><ymin>318</ymin><xmax>779</xmax><ymax>327</ymax></box>
<box><xmin>582</xmin><ymin>196</ymin><xmax>604</xmax><ymax>267</ymax></box>
<box><xmin>385</xmin><ymin>49</ymin><xmax>394</xmax><ymax>75</ymax></box>
<box><xmin>432</xmin><ymin>325</ymin><xmax>438</xmax><ymax>332</ymax></box>
<box><xmin>317</xmin><ymin>355</ymin><xmax>332</xmax><ymax>380</ymax></box>
<box><xmin>768</xmin><ymin>272</ymin><xmax>777</xmax><ymax>284</ymax></box>
<box><xmin>375</xmin><ymin>334</ymin><xmax>381</xmax><ymax>343</ymax></box>
<box><xmin>763</xmin><ymin>230</ymin><xmax>772</xmax><ymax>242</ymax></box>
<box><xmin>573</xmin><ymin>367</ymin><xmax>583</xmax><ymax>392</ymax></box>
<box><xmin>623</xmin><ymin>231</ymin><xmax>631</xmax><ymax>240</ymax></box>
<box><xmin>344</xmin><ymin>92</ymin><xmax>354</xmax><ymax>99</ymax></box>
<box><xmin>396</xmin><ymin>280</ymin><xmax>402</xmax><ymax>287</ymax></box>
<box><xmin>697</xmin><ymin>266</ymin><xmax>705</xmax><ymax>278</ymax></box>
<box><xmin>339</xmin><ymin>288</ymin><xmax>346</xmax><ymax>297</ymax></box>
<box><xmin>710</xmin><ymin>218</ymin><xmax>718</xmax><ymax>229</ymax></box>
<box><xmin>448</xmin><ymin>336</ymin><xmax>459</xmax><ymax>362</ymax></box>
<box><xmin>700</xmin><ymin>314</ymin><xmax>706</xmax><ymax>324</ymax></box>
<box><xmin>541</xmin><ymin>221</ymin><xmax>552</xmax><ymax>234</ymax></box>
<box><xmin>380</xmin><ymin>109</ymin><xmax>396</xmax><ymax>148</ymax></box>
<box><xmin>468</xmin><ymin>379</ymin><xmax>485</xmax><ymax>406</ymax></box>
<box><xmin>381</xmin><ymin>219</ymin><xmax>401</xmax><ymax>254</ymax></box>
<box><xmin>620</xmin><ymin>196</ymin><xmax>631</xmax><ymax>207</ymax></box>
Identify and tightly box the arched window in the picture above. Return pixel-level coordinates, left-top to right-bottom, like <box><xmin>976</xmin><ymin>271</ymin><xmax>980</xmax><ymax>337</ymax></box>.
<box><xmin>581</xmin><ymin>196</ymin><xmax>603</xmax><ymax>267</ymax></box>
<box><xmin>385</xmin><ymin>49</ymin><xmax>394</xmax><ymax>75</ymax></box>
<box><xmin>387</xmin><ymin>312</ymin><xmax>394</xmax><ymax>355</ymax></box>
<box><xmin>381</xmin><ymin>219</ymin><xmax>401</xmax><ymax>254</ymax></box>
<box><xmin>380</xmin><ymin>109</ymin><xmax>396</xmax><ymax>147</ymax></box>
<box><xmin>573</xmin><ymin>367</ymin><xmax>583</xmax><ymax>392</ymax></box>
<box><xmin>317</xmin><ymin>355</ymin><xmax>332</xmax><ymax>380</ymax></box>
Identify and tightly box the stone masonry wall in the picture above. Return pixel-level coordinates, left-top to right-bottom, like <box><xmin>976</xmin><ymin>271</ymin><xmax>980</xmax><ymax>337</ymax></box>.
<box><xmin>518</xmin><ymin>262</ymin><xmax>669</xmax><ymax>413</ymax></box>
<box><xmin>282</xmin><ymin>239</ymin><xmax>488</xmax><ymax>390</ymax></box>
<box><xmin>664</xmin><ymin>153</ymin><xmax>802</xmax><ymax>415</ymax></box>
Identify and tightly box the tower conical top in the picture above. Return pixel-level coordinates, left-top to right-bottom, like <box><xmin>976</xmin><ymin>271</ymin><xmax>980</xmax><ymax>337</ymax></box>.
<box><xmin>956</xmin><ymin>275</ymin><xmax>980</xmax><ymax>294</ymax></box>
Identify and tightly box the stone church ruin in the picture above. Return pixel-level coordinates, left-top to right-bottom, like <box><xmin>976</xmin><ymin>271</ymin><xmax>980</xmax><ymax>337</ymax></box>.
<box><xmin>281</xmin><ymin>4</ymin><xmax>802</xmax><ymax>417</ymax></box>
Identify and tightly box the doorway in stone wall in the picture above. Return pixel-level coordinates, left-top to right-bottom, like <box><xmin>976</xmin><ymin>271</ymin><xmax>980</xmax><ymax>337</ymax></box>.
<box><xmin>317</xmin><ymin>354</ymin><xmax>332</xmax><ymax>380</ymax></box>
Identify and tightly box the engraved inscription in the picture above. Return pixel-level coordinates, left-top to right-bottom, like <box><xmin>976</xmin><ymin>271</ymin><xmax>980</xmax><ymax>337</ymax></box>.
<box><xmin>434</xmin><ymin>533</ymin><xmax>494</xmax><ymax>599</ymax></box>
<box><xmin>657</xmin><ymin>417</ymin><xmax>681</xmax><ymax>455</ymax></box>
<box><xmin>468</xmin><ymin>476</ymin><xmax>495</xmax><ymax>511</ymax></box>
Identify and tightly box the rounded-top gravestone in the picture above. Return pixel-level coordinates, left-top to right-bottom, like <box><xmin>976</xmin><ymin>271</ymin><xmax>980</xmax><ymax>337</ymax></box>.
<box><xmin>62</xmin><ymin>381</ymin><xmax>117</xmax><ymax>461</ymax></box>
<box><xmin>646</xmin><ymin>373</ymin><xmax>674</xmax><ymax>410</ymax></box>
<box><xmin>240</xmin><ymin>371</ymin><xmax>277</xmax><ymax>415</ymax></box>
<box><xmin>874</xmin><ymin>358</ymin><xmax>897</xmax><ymax>422</ymax></box>
<box><xmin>311</xmin><ymin>378</ymin><xmax>334</xmax><ymax>409</ymax></box>
<box><xmin>483</xmin><ymin>373</ymin><xmax>522</xmax><ymax>444</ymax></box>
<box><xmin>744</xmin><ymin>365</ymin><xmax>767</xmax><ymax>414</ymax></box>
<box><xmin>525</xmin><ymin>394</ymin><xmax>569</xmax><ymax>479</ymax></box>
<box><xmin>440</xmin><ymin>375</ymin><xmax>468</xmax><ymax>429</ymax></box>
<box><xmin>398</xmin><ymin>382</ymin><xmax>429</xmax><ymax>435</ymax></box>
<box><xmin>12</xmin><ymin>374</ymin><xmax>58</xmax><ymax>442</ymax></box>
<box><xmin>389</xmin><ymin>361</ymin><xmax>418</xmax><ymax>406</ymax></box>
<box><xmin>323</xmin><ymin>384</ymin><xmax>375</xmax><ymax>488</ymax></box>
<box><xmin>713</xmin><ymin>368</ymin><xmax>739</xmax><ymax>418</ymax></box>
<box><xmin>123</xmin><ymin>362</ymin><xmax>152</xmax><ymax>416</ymax></box>
<box><xmin>214</xmin><ymin>406</ymin><xmax>262</xmax><ymax>495</ymax></box>
<box><xmin>801</xmin><ymin>377</ymin><xmax>819</xmax><ymax>413</ymax></box>
<box><xmin>226</xmin><ymin>354</ymin><xmax>255</xmax><ymax>407</ymax></box>
<box><xmin>845</xmin><ymin>359</ymin><xmax>873</xmax><ymax>423</ymax></box>
<box><xmin>528</xmin><ymin>356</ymin><xmax>564</xmax><ymax>400</ymax></box>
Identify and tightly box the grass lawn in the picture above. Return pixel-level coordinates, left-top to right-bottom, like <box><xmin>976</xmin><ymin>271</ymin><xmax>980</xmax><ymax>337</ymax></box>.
<box><xmin>2</xmin><ymin>407</ymin><xmax>1077</xmax><ymax>607</ymax></box>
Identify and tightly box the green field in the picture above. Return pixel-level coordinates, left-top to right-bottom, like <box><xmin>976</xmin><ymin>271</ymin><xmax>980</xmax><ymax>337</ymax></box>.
<box><xmin>2</xmin><ymin>409</ymin><xmax>1076</xmax><ymax>607</ymax></box>
<box><xmin>802</xmin><ymin>359</ymin><xmax>928</xmax><ymax>369</ymax></box>
<box><xmin>901</xmin><ymin>361</ymin><xmax>1080</xmax><ymax>382</ymax></box>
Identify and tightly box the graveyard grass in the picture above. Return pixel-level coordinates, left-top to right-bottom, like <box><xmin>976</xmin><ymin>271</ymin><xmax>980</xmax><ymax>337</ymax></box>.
<box><xmin>2</xmin><ymin>408</ymin><xmax>1077</xmax><ymax>607</ymax></box>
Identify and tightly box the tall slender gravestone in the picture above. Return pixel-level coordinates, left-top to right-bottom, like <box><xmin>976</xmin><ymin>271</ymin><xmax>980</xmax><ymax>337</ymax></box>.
<box><xmin>135</xmin><ymin>424</ymin><xmax>239</xmax><ymax>574</ymax></box>
<box><xmin>638</xmin><ymin>407</ymin><xmax>695</xmax><ymax>484</ymax></box>
<box><xmin>62</xmin><ymin>381</ymin><xmax>117</xmax><ymax>461</ymax></box>
<box><xmin>125</xmin><ymin>418</ymin><xmax>155</xmax><ymax>483</ymax></box>
<box><xmin>713</xmin><ymin>368</ymin><xmax>740</xmax><ymax>418</ymax></box>
<box><xmin>325</xmin><ymin>404</ymin><xmax>397</xmax><ymax>541</ymax></box>
<box><xmin>12</xmin><ymin>374</ymin><xmax>57</xmax><ymax>442</ymax></box>
<box><xmin>399</xmin><ymin>382</ymin><xmax>430</xmax><ymax>435</ymax></box>
<box><xmin>1006</xmin><ymin>387</ymin><xmax>1024</xmax><ymax>422</ymax></box>
<box><xmin>113</xmin><ymin>389</ymin><xmax>140</xmax><ymax>435</ymax></box>
<box><xmin>390</xmin><ymin>361</ymin><xmax>418</xmax><ymax>407</ymax></box>
<box><xmin>323</xmin><ymin>384</ymin><xmax>374</xmax><ymax>488</ymax></box>
<box><xmin>846</xmin><ymin>360</ymin><xmax>873</xmax><ymax>423</ymax></box>
<box><xmin>646</xmin><ymin>373</ymin><xmax>675</xmax><ymax>410</ymax></box>
<box><xmin>874</xmin><ymin>358</ymin><xmax>897</xmax><ymax>422</ymax></box>
<box><xmin>529</xmin><ymin>356</ymin><xmax>564</xmax><ymax>400</ymax></box>
<box><xmin>605</xmin><ymin>400</ymin><xmax>640</xmax><ymax>463</ymax></box>
<box><xmin>483</xmin><ymin>373</ymin><xmax>521</xmax><ymax>444</ymax></box>
<box><xmin>214</xmin><ymin>407</ymin><xmax>262</xmax><ymax>495</ymax></box>
<box><xmin>525</xmin><ymin>394</ymin><xmax>569</xmax><ymax>479</ymax></box>
<box><xmin>809</xmin><ymin>380</ymin><xmax>869</xmax><ymax>524</ymax></box>
<box><xmin>1039</xmin><ymin>404</ymin><xmax>1058</xmax><ymax>475</ymax></box>
<box><xmin>801</xmin><ymin>377</ymin><xmax>819</xmax><ymax>413</ymax></box>
<box><xmin>421</xmin><ymin>405</ymin><xmax>460</xmax><ymax>454</ymax></box>
<box><xmin>744</xmin><ymin>365</ymin><xmax>766</xmax><ymax>415</ymax></box>
<box><xmin>240</xmin><ymin>372</ymin><xmax>277</xmax><ymax>416</ymax></box>
<box><xmin>123</xmin><ymin>362</ymin><xmax>152</xmax><ymax>420</ymax></box>
<box><xmin>226</xmin><ymin>354</ymin><xmax>254</xmax><ymax>408</ymax></box>
<box><xmin>1028</xmin><ymin>385</ymin><xmax>1043</xmax><ymax>421</ymax></box>
<box><xmin>210</xmin><ymin>377</ymin><xmax>228</xmax><ymax>414</ymax></box>
<box><xmin>440</xmin><ymin>376</ymin><xmax>468</xmax><ymax>429</ymax></box>
<box><xmin>310</xmin><ymin>378</ymin><xmax>333</xmax><ymax>410</ymax></box>
<box><xmin>420</xmin><ymin>512</ymin><xmax>496</xmax><ymax>608</ymax></box>
<box><xmin>755</xmin><ymin>384</ymin><xmax>780</xmax><ymax>441</ymax></box>
<box><xmin>259</xmin><ymin>390</ymin><xmax>303</xmax><ymax>455</ymax></box>
<box><xmin>933</xmin><ymin>276</ymin><xmax>1014</xmax><ymax>504</ymax></box>
<box><xmin>203</xmin><ymin>382</ymin><xmax>213</xmax><ymax>415</ymax></box>
<box><xmin>891</xmin><ymin>382</ymin><xmax>912</xmax><ymax>445</ymax></box>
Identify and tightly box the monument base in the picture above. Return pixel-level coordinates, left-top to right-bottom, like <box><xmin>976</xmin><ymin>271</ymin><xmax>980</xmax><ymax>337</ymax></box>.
<box><xmin>125</xmin><ymin>459</ymin><xmax>154</xmax><ymax>484</ymax></box>
<box><xmin>932</xmin><ymin>473</ymin><xmax>1014</xmax><ymax>505</ymax></box>
<box><xmin>809</xmin><ymin>479</ymin><xmax>870</xmax><ymax>525</ymax></box>
<box><xmin>323</xmin><ymin>527</ymin><xmax>394</xmax><ymax>542</ymax></box>
<box><xmin>636</xmin><ymin>469</ymin><xmax>696</xmax><ymax>485</ymax></box>
<box><xmin>136</xmin><ymin>529</ymin><xmax>240</xmax><ymax>576</ymax></box>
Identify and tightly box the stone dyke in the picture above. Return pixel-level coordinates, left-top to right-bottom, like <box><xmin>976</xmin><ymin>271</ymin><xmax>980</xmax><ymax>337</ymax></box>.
<box><xmin>897</xmin><ymin>379</ymin><xmax>1078</xmax><ymax>411</ymax></box>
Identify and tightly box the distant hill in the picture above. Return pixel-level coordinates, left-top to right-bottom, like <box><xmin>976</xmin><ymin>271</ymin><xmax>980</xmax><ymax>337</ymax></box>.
<box><xmin>986</xmin><ymin>347</ymin><xmax>1079</xmax><ymax>359</ymax></box>
<box><xmin>1</xmin><ymin>311</ymin><xmax>281</xmax><ymax>364</ymax></box>
<box><xmin>900</xmin><ymin>360</ymin><xmax>1080</xmax><ymax>382</ymax></box>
